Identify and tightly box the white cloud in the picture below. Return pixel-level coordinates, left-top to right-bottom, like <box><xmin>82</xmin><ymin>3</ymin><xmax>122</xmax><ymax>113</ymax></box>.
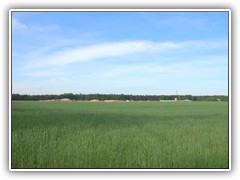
<box><xmin>31</xmin><ymin>25</ymin><xmax>60</xmax><ymax>32</ymax></box>
<box><xmin>95</xmin><ymin>55</ymin><xmax>227</xmax><ymax>79</ymax></box>
<box><xmin>12</xmin><ymin>18</ymin><xmax>27</xmax><ymax>30</ymax></box>
<box><xmin>29</xmin><ymin>39</ymin><xmax>227</xmax><ymax>68</ymax></box>
<box><xmin>12</xmin><ymin>18</ymin><xmax>60</xmax><ymax>32</ymax></box>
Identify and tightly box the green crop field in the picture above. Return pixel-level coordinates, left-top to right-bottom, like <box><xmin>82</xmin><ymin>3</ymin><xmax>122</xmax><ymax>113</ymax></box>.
<box><xmin>11</xmin><ymin>101</ymin><xmax>229</xmax><ymax>169</ymax></box>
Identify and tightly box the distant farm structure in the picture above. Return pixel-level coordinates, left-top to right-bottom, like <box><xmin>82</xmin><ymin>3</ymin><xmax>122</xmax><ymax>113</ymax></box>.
<box><xmin>176</xmin><ymin>91</ymin><xmax>181</xmax><ymax>101</ymax></box>
<box><xmin>60</xmin><ymin>98</ymin><xmax>71</xmax><ymax>102</ymax></box>
<box><xmin>159</xmin><ymin>99</ymin><xmax>177</xmax><ymax>102</ymax></box>
<box><xmin>159</xmin><ymin>91</ymin><xmax>192</xmax><ymax>102</ymax></box>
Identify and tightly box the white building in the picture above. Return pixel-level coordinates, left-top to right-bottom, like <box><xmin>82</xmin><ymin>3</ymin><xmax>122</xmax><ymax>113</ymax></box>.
<box><xmin>60</xmin><ymin>98</ymin><xmax>71</xmax><ymax>101</ymax></box>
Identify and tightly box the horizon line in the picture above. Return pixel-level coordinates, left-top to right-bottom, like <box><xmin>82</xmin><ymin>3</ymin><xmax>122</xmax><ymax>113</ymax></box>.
<box><xmin>12</xmin><ymin>92</ymin><xmax>228</xmax><ymax>96</ymax></box>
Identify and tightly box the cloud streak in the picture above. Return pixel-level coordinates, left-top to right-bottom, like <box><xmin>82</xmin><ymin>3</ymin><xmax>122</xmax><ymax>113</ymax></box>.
<box><xmin>29</xmin><ymin>39</ymin><xmax>227</xmax><ymax>68</ymax></box>
<box><xmin>12</xmin><ymin>17</ymin><xmax>60</xmax><ymax>32</ymax></box>
<box><xmin>12</xmin><ymin>18</ymin><xmax>27</xmax><ymax>30</ymax></box>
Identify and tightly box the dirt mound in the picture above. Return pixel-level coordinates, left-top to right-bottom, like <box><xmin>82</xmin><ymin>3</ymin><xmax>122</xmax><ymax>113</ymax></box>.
<box><xmin>89</xmin><ymin>99</ymin><xmax>100</xmax><ymax>102</ymax></box>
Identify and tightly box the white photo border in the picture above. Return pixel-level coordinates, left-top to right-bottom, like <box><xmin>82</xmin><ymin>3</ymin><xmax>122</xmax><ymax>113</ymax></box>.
<box><xmin>9</xmin><ymin>8</ymin><xmax>231</xmax><ymax>171</ymax></box>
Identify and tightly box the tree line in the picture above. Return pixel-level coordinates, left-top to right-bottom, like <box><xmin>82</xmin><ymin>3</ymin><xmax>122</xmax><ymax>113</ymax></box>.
<box><xmin>12</xmin><ymin>93</ymin><xmax>228</xmax><ymax>101</ymax></box>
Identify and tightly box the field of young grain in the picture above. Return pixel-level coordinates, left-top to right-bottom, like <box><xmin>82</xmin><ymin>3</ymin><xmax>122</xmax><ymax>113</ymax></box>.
<box><xmin>11</xmin><ymin>101</ymin><xmax>229</xmax><ymax>169</ymax></box>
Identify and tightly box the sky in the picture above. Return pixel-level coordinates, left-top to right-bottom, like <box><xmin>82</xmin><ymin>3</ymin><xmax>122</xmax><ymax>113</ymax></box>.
<box><xmin>11</xmin><ymin>11</ymin><xmax>229</xmax><ymax>95</ymax></box>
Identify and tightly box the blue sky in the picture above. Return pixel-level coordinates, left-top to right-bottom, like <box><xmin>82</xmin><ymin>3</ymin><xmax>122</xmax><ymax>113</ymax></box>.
<box><xmin>12</xmin><ymin>11</ymin><xmax>229</xmax><ymax>95</ymax></box>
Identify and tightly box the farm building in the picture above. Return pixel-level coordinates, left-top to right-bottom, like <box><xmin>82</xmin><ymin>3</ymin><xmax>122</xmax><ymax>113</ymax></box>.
<box><xmin>159</xmin><ymin>100</ymin><xmax>176</xmax><ymax>102</ymax></box>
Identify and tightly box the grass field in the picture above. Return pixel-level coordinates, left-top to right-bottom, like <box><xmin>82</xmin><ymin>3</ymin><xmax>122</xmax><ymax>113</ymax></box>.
<box><xmin>11</xmin><ymin>101</ymin><xmax>229</xmax><ymax>169</ymax></box>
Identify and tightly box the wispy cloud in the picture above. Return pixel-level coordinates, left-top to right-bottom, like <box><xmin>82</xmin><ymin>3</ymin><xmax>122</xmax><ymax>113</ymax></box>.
<box><xmin>28</xmin><ymin>39</ymin><xmax>227</xmax><ymax>68</ymax></box>
<box><xmin>12</xmin><ymin>17</ymin><xmax>60</xmax><ymax>32</ymax></box>
<box><xmin>89</xmin><ymin>54</ymin><xmax>227</xmax><ymax>79</ymax></box>
<box><xmin>31</xmin><ymin>25</ymin><xmax>60</xmax><ymax>32</ymax></box>
<box><xmin>159</xmin><ymin>17</ymin><xmax>204</xmax><ymax>27</ymax></box>
<box><xmin>138</xmin><ymin>13</ymin><xmax>205</xmax><ymax>28</ymax></box>
<box><xmin>12</xmin><ymin>18</ymin><xmax>27</xmax><ymax>30</ymax></box>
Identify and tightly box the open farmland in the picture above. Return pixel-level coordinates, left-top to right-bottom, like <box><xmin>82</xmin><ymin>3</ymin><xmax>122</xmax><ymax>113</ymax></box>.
<box><xmin>11</xmin><ymin>101</ymin><xmax>229</xmax><ymax>169</ymax></box>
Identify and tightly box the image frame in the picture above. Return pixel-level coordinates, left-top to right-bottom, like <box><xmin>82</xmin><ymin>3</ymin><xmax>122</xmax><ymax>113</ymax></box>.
<box><xmin>9</xmin><ymin>8</ymin><xmax>231</xmax><ymax>171</ymax></box>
